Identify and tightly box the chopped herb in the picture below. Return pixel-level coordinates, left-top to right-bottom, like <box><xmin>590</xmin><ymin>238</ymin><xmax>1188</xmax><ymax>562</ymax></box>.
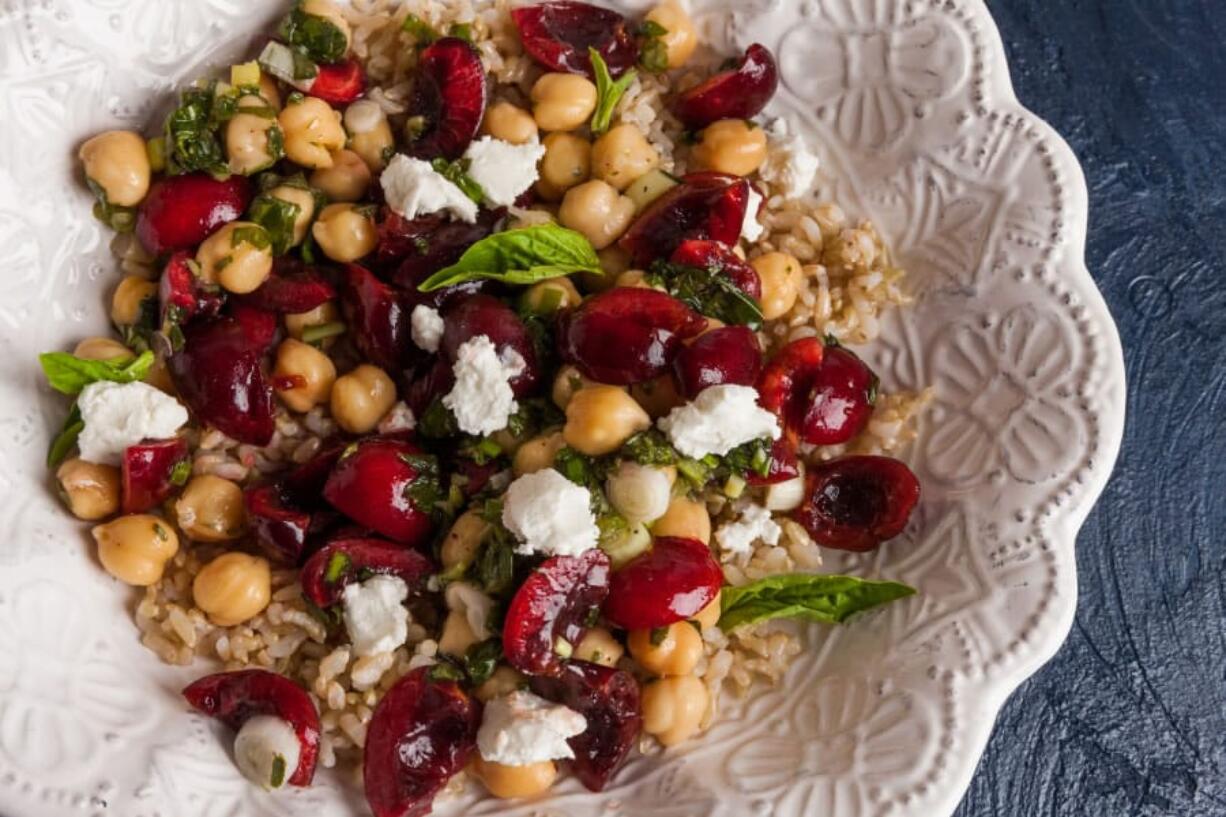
<box><xmin>648</xmin><ymin>626</ymin><xmax>669</xmax><ymax>646</ymax></box>
<box><xmin>401</xmin><ymin>13</ymin><xmax>439</xmax><ymax>44</ymax></box>
<box><xmin>675</xmin><ymin>456</ymin><xmax>713</xmax><ymax>490</ymax></box>
<box><xmin>278</xmin><ymin>2</ymin><xmax>349</xmax><ymax>64</ymax></box>
<box><xmin>231</xmin><ymin>224</ymin><xmax>272</xmax><ymax>250</ymax></box>
<box><xmin>152</xmin><ymin>522</ymin><xmax>169</xmax><ymax>541</ymax></box>
<box><xmin>589</xmin><ymin>48</ymin><xmax>637</xmax><ymax>135</ymax></box>
<box><xmin>417</xmin><ymin>399</ymin><xmax>460</xmax><ymax>439</ymax></box>
<box><xmin>721</xmin><ymin>437</ymin><xmax>772</xmax><ymax>479</ymax></box>
<box><xmin>46</xmin><ymin>405</ymin><xmax>83</xmax><ymax>468</ymax></box>
<box><xmin>639</xmin><ymin>20</ymin><xmax>668</xmax><ymax>37</ymax></box>
<box><xmin>85</xmin><ymin>179</ymin><xmax>137</xmax><ymax>233</ymax></box>
<box><xmin>169</xmin><ymin>459</ymin><xmax>192</xmax><ymax>487</ymax></box>
<box><xmin>448</xmin><ymin>22</ymin><xmax>474</xmax><ymax>43</ymax></box>
<box><xmin>401</xmin><ymin>453</ymin><xmax>445</xmax><ymax>516</ymax></box>
<box><xmin>504</xmin><ymin>398</ymin><xmax>565</xmax><ymax>440</ymax></box>
<box><xmin>324</xmin><ymin>551</ymin><xmax>351</xmax><ymax>584</ymax></box>
<box><xmin>552</xmin><ymin>446</ymin><xmax>609</xmax><ymax>491</ymax></box>
<box><xmin>460</xmin><ymin>435</ymin><xmax>503</xmax><ymax>466</ymax></box>
<box><xmin>620</xmin><ymin>429</ymin><xmax>678</xmax><ymax>467</ymax></box>
<box><xmin>430</xmin><ymin>157</ymin><xmax>485</xmax><ymax>204</ymax></box>
<box><xmin>646</xmin><ymin>260</ymin><xmax>764</xmax><ymax>329</ymax></box>
<box><xmin>300</xmin><ymin>321</ymin><xmax>346</xmax><ymax>344</ymax></box>
<box><xmin>464</xmin><ymin>639</ymin><xmax>502</xmax><ymax>686</ymax></box>
<box><xmin>163</xmin><ymin>85</ymin><xmax>230</xmax><ymax>177</ymax></box>
<box><xmin>287</xmin><ymin>91</ymin><xmax>307</xmax><ymax>106</ymax></box>
<box><xmin>269</xmin><ymin>754</ymin><xmax>287</xmax><ymax>788</ymax></box>
<box><xmin>475</xmin><ymin>532</ymin><xmax>515</xmax><ymax>597</ymax></box>
<box><xmin>637</xmin><ymin>20</ymin><xmax>670</xmax><ymax>73</ymax></box>
<box><xmin>427</xmin><ymin>661</ymin><xmax>466</xmax><ymax>683</ymax></box>
<box><xmin>247</xmin><ymin>194</ymin><xmax>302</xmax><ymax>255</ymax></box>
<box><xmin>38</xmin><ymin>350</ymin><xmax>155</xmax><ymax>395</ymax></box>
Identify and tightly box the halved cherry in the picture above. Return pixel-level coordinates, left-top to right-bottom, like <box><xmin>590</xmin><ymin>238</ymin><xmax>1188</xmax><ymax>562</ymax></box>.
<box><xmin>511</xmin><ymin>1</ymin><xmax>638</xmax><ymax>79</ymax></box>
<box><xmin>300</xmin><ymin>536</ymin><xmax>434</xmax><ymax>607</ymax></box>
<box><xmin>282</xmin><ymin>443</ymin><xmax>346</xmax><ymax>507</ymax></box>
<box><xmin>672</xmin><ymin>44</ymin><xmax>779</xmax><ymax>130</ymax></box>
<box><xmin>322</xmin><ymin>438</ymin><xmax>437</xmax><ymax>547</ymax></box>
<box><xmin>405</xmin><ymin>38</ymin><xmax>487</xmax><ymax>160</ymax></box>
<box><xmin>121</xmin><ymin>437</ymin><xmax>189</xmax><ymax>513</ymax></box>
<box><xmin>244</xmin><ymin>482</ymin><xmax>313</xmax><ymax>565</ymax></box>
<box><xmin>799</xmin><ymin>344</ymin><xmax>878</xmax><ymax>445</ymax></box>
<box><xmin>364</xmin><ymin>667</ymin><xmax>481</xmax><ymax>817</ymax></box>
<box><xmin>757</xmin><ymin>336</ymin><xmax>823</xmax><ymax>433</ymax></box>
<box><xmin>558</xmin><ymin>288</ymin><xmax>706</xmax><ymax>385</ymax></box>
<box><xmin>170</xmin><ymin>315</ymin><xmax>275</xmax><ymax>445</ymax></box>
<box><xmin>159</xmin><ymin>251</ymin><xmax>225</xmax><ymax>330</ymax></box>
<box><xmin>440</xmin><ymin>294</ymin><xmax>541</xmax><ymax>396</ymax></box>
<box><xmin>503</xmin><ymin>549</ymin><xmax>611</xmax><ymax>676</ymax></box>
<box><xmin>237</xmin><ymin>258</ymin><xmax>335</xmax><ymax>314</ymax></box>
<box><xmin>136</xmin><ymin>173</ymin><xmax>253</xmax><ymax>257</ymax></box>
<box><xmin>182</xmin><ymin>669</ymin><xmax>320</xmax><ymax>787</ymax></box>
<box><xmin>670</xmin><ymin>239</ymin><xmax>762</xmax><ymax>300</ymax></box>
<box><xmin>673</xmin><ymin>325</ymin><xmax>762</xmax><ymax>399</ymax></box>
<box><xmin>530</xmin><ymin>660</ymin><xmax>641</xmax><ymax>791</ymax></box>
<box><xmin>795</xmin><ymin>455</ymin><xmax>920</xmax><ymax>551</ymax></box>
<box><xmin>619</xmin><ymin>173</ymin><xmax>750</xmax><ymax>266</ymax></box>
<box><xmin>376</xmin><ymin>210</ymin><xmax>502</xmax><ymax>288</ymax></box>
<box><xmin>405</xmin><ymin>356</ymin><xmax>455</xmax><ymax>418</ymax></box>
<box><xmin>307</xmin><ymin>58</ymin><xmax>366</xmax><ymax>105</ymax></box>
<box><xmin>603</xmin><ymin>536</ymin><xmax>723</xmax><ymax>630</ymax></box>
<box><xmin>744</xmin><ymin>435</ymin><xmax>800</xmax><ymax>486</ymax></box>
<box><xmin>229</xmin><ymin>302</ymin><xmax>280</xmax><ymax>350</ymax></box>
<box><xmin>341</xmin><ymin>263</ymin><xmax>409</xmax><ymax>372</ymax></box>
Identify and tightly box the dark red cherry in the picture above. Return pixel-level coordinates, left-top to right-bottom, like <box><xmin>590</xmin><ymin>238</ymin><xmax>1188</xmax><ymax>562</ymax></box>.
<box><xmin>182</xmin><ymin>669</ymin><xmax>320</xmax><ymax>787</ymax></box>
<box><xmin>440</xmin><ymin>294</ymin><xmax>541</xmax><ymax>396</ymax></box>
<box><xmin>281</xmin><ymin>443</ymin><xmax>346</xmax><ymax>507</ymax></box>
<box><xmin>244</xmin><ymin>482</ymin><xmax>313</xmax><ymax>565</ymax></box>
<box><xmin>757</xmin><ymin>336</ymin><xmax>823</xmax><ymax>434</ymax></box>
<box><xmin>669</xmin><ymin>239</ymin><xmax>762</xmax><ymax>300</ymax></box>
<box><xmin>159</xmin><ymin>251</ymin><xmax>225</xmax><ymax>330</ymax></box>
<box><xmin>170</xmin><ymin>315</ymin><xmax>275</xmax><ymax>445</ymax></box>
<box><xmin>530</xmin><ymin>661</ymin><xmax>641</xmax><ymax>791</ymax></box>
<box><xmin>136</xmin><ymin>173</ymin><xmax>252</xmax><ymax>257</ymax></box>
<box><xmin>376</xmin><ymin>210</ymin><xmax>502</xmax><ymax>292</ymax></box>
<box><xmin>672</xmin><ymin>325</ymin><xmax>762</xmax><ymax>399</ymax></box>
<box><xmin>503</xmin><ymin>549</ymin><xmax>611</xmax><ymax>677</ymax></box>
<box><xmin>322</xmin><ymin>438</ymin><xmax>436</xmax><ymax>548</ymax></box>
<box><xmin>405</xmin><ymin>38</ymin><xmax>487</xmax><ymax>160</ymax></box>
<box><xmin>558</xmin><ymin>288</ymin><xmax>706</xmax><ymax>385</ymax></box>
<box><xmin>300</xmin><ymin>536</ymin><xmax>434</xmax><ymax>608</ymax></box>
<box><xmin>620</xmin><ymin>173</ymin><xmax>750</xmax><ymax>266</ymax></box>
<box><xmin>364</xmin><ymin>668</ymin><xmax>481</xmax><ymax>817</ymax></box>
<box><xmin>405</xmin><ymin>356</ymin><xmax>455</xmax><ymax>418</ymax></box>
<box><xmin>341</xmin><ymin>263</ymin><xmax>409</xmax><ymax>372</ymax></box>
<box><xmin>672</xmin><ymin>44</ymin><xmax>779</xmax><ymax>130</ymax></box>
<box><xmin>307</xmin><ymin>58</ymin><xmax>366</xmax><ymax>105</ymax></box>
<box><xmin>511</xmin><ymin>1</ymin><xmax>638</xmax><ymax>79</ymax></box>
<box><xmin>799</xmin><ymin>345</ymin><xmax>878</xmax><ymax>445</ymax></box>
<box><xmin>120</xmin><ymin>437</ymin><xmax>189</xmax><ymax>513</ymax></box>
<box><xmin>237</xmin><ymin>257</ymin><xmax>335</xmax><ymax>314</ymax></box>
<box><xmin>228</xmin><ymin>302</ymin><xmax>280</xmax><ymax>350</ymax></box>
<box><xmin>795</xmin><ymin>455</ymin><xmax>920</xmax><ymax>552</ymax></box>
<box><xmin>603</xmin><ymin>536</ymin><xmax>723</xmax><ymax>630</ymax></box>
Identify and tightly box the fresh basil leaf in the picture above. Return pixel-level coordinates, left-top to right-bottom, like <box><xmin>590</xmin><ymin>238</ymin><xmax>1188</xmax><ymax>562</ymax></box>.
<box><xmin>430</xmin><ymin>157</ymin><xmax>485</xmax><ymax>204</ymax></box>
<box><xmin>589</xmin><ymin>48</ymin><xmax>637</xmax><ymax>135</ymax></box>
<box><xmin>46</xmin><ymin>404</ymin><xmax>83</xmax><ymax>468</ymax></box>
<box><xmin>279</xmin><ymin>2</ymin><xmax>349</xmax><ymax>64</ymax></box>
<box><xmin>647</xmin><ymin>260</ymin><xmax>764</xmax><ymax>328</ymax></box>
<box><xmin>718</xmin><ymin>574</ymin><xmax>917</xmax><ymax>631</ymax></box>
<box><xmin>38</xmin><ymin>350</ymin><xmax>155</xmax><ymax>395</ymax></box>
<box><xmin>418</xmin><ymin>225</ymin><xmax>601</xmax><ymax>292</ymax></box>
<box><xmin>247</xmin><ymin>194</ymin><xmax>302</xmax><ymax>255</ymax></box>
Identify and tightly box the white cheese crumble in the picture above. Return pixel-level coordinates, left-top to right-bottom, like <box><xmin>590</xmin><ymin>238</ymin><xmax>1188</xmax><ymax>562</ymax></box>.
<box><xmin>341</xmin><ymin>575</ymin><xmax>410</xmax><ymax>657</ymax></box>
<box><xmin>442</xmin><ymin>335</ymin><xmax>525</xmax><ymax>436</ymax></box>
<box><xmin>410</xmin><ymin>304</ymin><xmax>445</xmax><ymax>353</ymax></box>
<box><xmin>657</xmin><ymin>384</ymin><xmax>781</xmax><ymax>459</ymax></box>
<box><xmin>715</xmin><ymin>503</ymin><xmax>782</xmax><ymax>559</ymax></box>
<box><xmin>741</xmin><ymin>187</ymin><xmax>765</xmax><ymax>243</ymax></box>
<box><xmin>376</xmin><ymin>400</ymin><xmax>416</xmax><ymax>435</ymax></box>
<box><xmin>477</xmin><ymin>690</ymin><xmax>588</xmax><ymax>765</ymax></box>
<box><xmin>76</xmin><ymin>380</ymin><xmax>189</xmax><ymax>465</ymax></box>
<box><xmin>233</xmin><ymin>714</ymin><xmax>301</xmax><ymax>791</ymax></box>
<box><xmin>760</xmin><ymin>118</ymin><xmax>820</xmax><ymax>199</ymax></box>
<box><xmin>380</xmin><ymin>153</ymin><xmax>478</xmax><ymax>223</ymax></box>
<box><xmin>501</xmin><ymin>468</ymin><xmax>600</xmax><ymax>558</ymax></box>
<box><xmin>463</xmin><ymin>136</ymin><xmax>546</xmax><ymax>208</ymax></box>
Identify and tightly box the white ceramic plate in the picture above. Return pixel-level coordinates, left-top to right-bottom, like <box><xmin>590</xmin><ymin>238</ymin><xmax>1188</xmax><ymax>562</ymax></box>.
<box><xmin>0</xmin><ymin>1</ymin><xmax>1125</xmax><ymax>815</ymax></box>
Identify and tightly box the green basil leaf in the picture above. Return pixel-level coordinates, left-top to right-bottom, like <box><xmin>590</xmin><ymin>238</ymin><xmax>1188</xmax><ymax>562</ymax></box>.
<box><xmin>38</xmin><ymin>350</ymin><xmax>155</xmax><ymax>395</ymax></box>
<box><xmin>418</xmin><ymin>225</ymin><xmax>602</xmax><ymax>292</ymax></box>
<box><xmin>279</xmin><ymin>3</ymin><xmax>349</xmax><ymax>64</ymax></box>
<box><xmin>47</xmin><ymin>404</ymin><xmax>83</xmax><ymax>468</ymax></box>
<box><xmin>647</xmin><ymin>260</ymin><xmax>764</xmax><ymax>328</ymax></box>
<box><xmin>430</xmin><ymin>157</ymin><xmax>485</xmax><ymax>204</ymax></box>
<box><xmin>589</xmin><ymin>48</ymin><xmax>637</xmax><ymax>135</ymax></box>
<box><xmin>718</xmin><ymin>574</ymin><xmax>917</xmax><ymax>631</ymax></box>
<box><xmin>448</xmin><ymin>22</ymin><xmax>475</xmax><ymax>44</ymax></box>
<box><xmin>247</xmin><ymin>193</ymin><xmax>302</xmax><ymax>255</ymax></box>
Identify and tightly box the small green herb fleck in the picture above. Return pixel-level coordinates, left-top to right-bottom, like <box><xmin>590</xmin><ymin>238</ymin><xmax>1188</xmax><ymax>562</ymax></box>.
<box><xmin>247</xmin><ymin>193</ymin><xmax>302</xmax><ymax>255</ymax></box>
<box><xmin>401</xmin><ymin>13</ymin><xmax>439</xmax><ymax>44</ymax></box>
<box><xmin>648</xmin><ymin>626</ymin><xmax>669</xmax><ymax>646</ymax></box>
<box><xmin>464</xmin><ymin>639</ymin><xmax>502</xmax><ymax>686</ymax></box>
<box><xmin>428</xmin><ymin>661</ymin><xmax>466</xmax><ymax>683</ymax></box>
<box><xmin>231</xmin><ymin>224</ymin><xmax>272</xmax><ymax>251</ymax></box>
<box><xmin>448</xmin><ymin>22</ymin><xmax>474</xmax><ymax>43</ymax></box>
<box><xmin>430</xmin><ymin>157</ymin><xmax>485</xmax><ymax>204</ymax></box>
<box><xmin>269</xmin><ymin>754</ymin><xmax>287</xmax><ymax>789</ymax></box>
<box><xmin>169</xmin><ymin>459</ymin><xmax>192</xmax><ymax>486</ymax></box>
<box><xmin>324</xmin><ymin>551</ymin><xmax>351</xmax><ymax>584</ymax></box>
<box><xmin>279</xmin><ymin>2</ymin><xmax>349</xmax><ymax>64</ymax></box>
<box><xmin>646</xmin><ymin>259</ymin><xmax>764</xmax><ymax>328</ymax></box>
<box><xmin>301</xmin><ymin>321</ymin><xmax>346</xmax><ymax>344</ymax></box>
<box><xmin>152</xmin><ymin>522</ymin><xmax>169</xmax><ymax>542</ymax></box>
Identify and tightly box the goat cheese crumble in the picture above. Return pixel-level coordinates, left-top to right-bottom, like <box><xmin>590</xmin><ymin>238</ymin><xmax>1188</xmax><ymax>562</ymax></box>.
<box><xmin>410</xmin><ymin>304</ymin><xmax>445</xmax><ymax>353</ymax></box>
<box><xmin>501</xmin><ymin>468</ymin><xmax>600</xmax><ymax>558</ymax></box>
<box><xmin>715</xmin><ymin>503</ymin><xmax>782</xmax><ymax>558</ymax></box>
<box><xmin>76</xmin><ymin>380</ymin><xmax>189</xmax><ymax>465</ymax></box>
<box><xmin>463</xmin><ymin>136</ymin><xmax>546</xmax><ymax>207</ymax></box>
<box><xmin>657</xmin><ymin>384</ymin><xmax>781</xmax><ymax>459</ymax></box>
<box><xmin>741</xmin><ymin>187</ymin><xmax>765</xmax><ymax>242</ymax></box>
<box><xmin>442</xmin><ymin>335</ymin><xmax>525</xmax><ymax>436</ymax></box>
<box><xmin>760</xmin><ymin>118</ymin><xmax>820</xmax><ymax>199</ymax></box>
<box><xmin>477</xmin><ymin>690</ymin><xmax>588</xmax><ymax>765</ymax></box>
<box><xmin>380</xmin><ymin>154</ymin><xmax>478</xmax><ymax>223</ymax></box>
<box><xmin>342</xmin><ymin>574</ymin><xmax>410</xmax><ymax>657</ymax></box>
<box><xmin>233</xmin><ymin>714</ymin><xmax>300</xmax><ymax>791</ymax></box>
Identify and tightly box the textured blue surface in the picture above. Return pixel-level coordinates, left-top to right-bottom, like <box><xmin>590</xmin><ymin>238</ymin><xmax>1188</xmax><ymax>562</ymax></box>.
<box><xmin>954</xmin><ymin>2</ymin><xmax>1226</xmax><ymax>815</ymax></box>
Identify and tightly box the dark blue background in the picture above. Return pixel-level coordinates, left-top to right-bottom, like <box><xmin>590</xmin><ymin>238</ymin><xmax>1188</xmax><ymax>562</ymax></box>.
<box><xmin>954</xmin><ymin>2</ymin><xmax>1226</xmax><ymax>815</ymax></box>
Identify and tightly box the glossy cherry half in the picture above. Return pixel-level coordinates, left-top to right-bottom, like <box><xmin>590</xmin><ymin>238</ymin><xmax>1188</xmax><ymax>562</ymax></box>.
<box><xmin>672</xmin><ymin>44</ymin><xmax>779</xmax><ymax>130</ymax></box>
<box><xmin>405</xmin><ymin>38</ymin><xmax>487</xmax><ymax>160</ymax></box>
<box><xmin>300</xmin><ymin>536</ymin><xmax>434</xmax><ymax>608</ymax></box>
<box><xmin>503</xmin><ymin>549</ymin><xmax>611</xmax><ymax>676</ymax></box>
<box><xmin>603</xmin><ymin>536</ymin><xmax>723</xmax><ymax>629</ymax></box>
<box><xmin>795</xmin><ymin>455</ymin><xmax>920</xmax><ymax>552</ymax></box>
<box><xmin>672</xmin><ymin>325</ymin><xmax>763</xmax><ymax>399</ymax></box>
<box><xmin>121</xmin><ymin>437</ymin><xmax>189</xmax><ymax>513</ymax></box>
<box><xmin>170</xmin><ymin>315</ymin><xmax>275</xmax><ymax>445</ymax></box>
<box><xmin>136</xmin><ymin>173</ymin><xmax>252</xmax><ymax>257</ymax></box>
<box><xmin>511</xmin><ymin>1</ymin><xmax>638</xmax><ymax>79</ymax></box>
<box><xmin>620</xmin><ymin>173</ymin><xmax>750</xmax><ymax>266</ymax></box>
<box><xmin>322</xmin><ymin>438</ymin><xmax>437</xmax><ymax>548</ymax></box>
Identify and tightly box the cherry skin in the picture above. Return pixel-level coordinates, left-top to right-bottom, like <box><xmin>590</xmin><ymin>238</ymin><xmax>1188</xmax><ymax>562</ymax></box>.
<box><xmin>795</xmin><ymin>455</ymin><xmax>920</xmax><ymax>551</ymax></box>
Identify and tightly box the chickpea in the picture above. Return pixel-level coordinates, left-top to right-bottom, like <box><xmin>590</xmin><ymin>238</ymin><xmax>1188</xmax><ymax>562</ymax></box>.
<box><xmin>330</xmin><ymin>363</ymin><xmax>397</xmax><ymax>434</ymax></box>
<box><xmin>73</xmin><ymin>336</ymin><xmax>131</xmax><ymax>361</ymax></box>
<box><xmin>691</xmin><ymin>590</ymin><xmax>722</xmax><ymax>630</ymax></box>
<box><xmin>441</xmin><ymin>510</ymin><xmax>491</xmax><ymax>572</ymax></box>
<box><xmin>475</xmin><ymin>665</ymin><xmax>527</xmax><ymax>703</ymax></box>
<box><xmin>278</xmin><ymin>96</ymin><xmax>345</xmax><ymax>169</ymax></box>
<box><xmin>591</xmin><ymin>124</ymin><xmax>660</xmax><ymax>191</ymax></box>
<box><xmin>651</xmin><ymin>496</ymin><xmax>711</xmax><ymax>544</ymax></box>
<box><xmin>312</xmin><ymin>203</ymin><xmax>376</xmax><ymax>263</ymax></box>
<box><xmin>552</xmin><ymin>364</ymin><xmax>607</xmax><ymax>410</ymax></box>
<box><xmin>267</xmin><ymin>184</ymin><xmax>318</xmax><ymax>248</ymax></box>
<box><xmin>482</xmin><ymin>101</ymin><xmax>539</xmax><ymax>145</ymax></box>
<box><xmin>301</xmin><ymin>0</ymin><xmax>352</xmax><ymax>53</ymax></box>
<box><xmin>226</xmin><ymin>95</ymin><xmax>284</xmax><ymax>175</ymax></box>
<box><xmin>310</xmin><ymin>149</ymin><xmax>372</xmax><ymax>202</ymax></box>
<box><xmin>606</xmin><ymin>461</ymin><xmax>672</xmax><ymax>523</ymax></box>
<box><xmin>563</xmin><ymin>385</ymin><xmax>651</xmax><ymax>455</ymax></box>
<box><xmin>690</xmin><ymin>119</ymin><xmax>769</xmax><ymax>177</ymax></box>
<box><xmin>473</xmin><ymin>756</ymin><xmax>557</xmax><ymax>800</ymax></box>
<box><xmin>629</xmin><ymin>373</ymin><xmax>683</xmax><ymax>419</ymax></box>
<box><xmin>285</xmin><ymin>300</ymin><xmax>340</xmax><ymax>341</ymax></box>
<box><xmin>536</xmin><ymin>132</ymin><xmax>591</xmax><ymax>202</ymax></box>
<box><xmin>78</xmin><ymin>130</ymin><xmax>150</xmax><ymax>207</ymax></box>
<box><xmin>273</xmin><ymin>339</ymin><xmax>337</xmax><ymax>412</ymax></box>
<box><xmin>519</xmin><ymin>277</ymin><xmax>580</xmax><ymax>315</ymax></box>
<box><xmin>344</xmin><ymin>100</ymin><xmax>395</xmax><ymax>172</ymax></box>
<box><xmin>641</xmin><ymin>675</ymin><xmax>708</xmax><ymax>746</ymax></box>
<box><xmin>193</xmin><ymin>552</ymin><xmax>272</xmax><ymax>627</ymax></box>
<box><xmin>92</xmin><ymin>514</ymin><xmax>179</xmax><ymax>586</ymax></box>
<box><xmin>644</xmin><ymin>1</ymin><xmax>699</xmax><ymax>69</ymax></box>
<box><xmin>56</xmin><ymin>458</ymin><xmax>120</xmax><ymax>520</ymax></box>
<box><xmin>531</xmin><ymin>73</ymin><xmax>598</xmax><ymax>132</ymax></box>
<box><xmin>174</xmin><ymin>475</ymin><xmax>246</xmax><ymax>542</ymax></box>
<box><xmin>751</xmin><ymin>251</ymin><xmax>803</xmax><ymax>320</ymax></box>
<box><xmin>628</xmin><ymin>621</ymin><xmax>703</xmax><ymax>676</ymax></box>
<box><xmin>558</xmin><ymin>180</ymin><xmax>636</xmax><ymax>250</ymax></box>
<box><xmin>512</xmin><ymin>430</ymin><xmax>566</xmax><ymax>477</ymax></box>
<box><xmin>438</xmin><ymin>609</ymin><xmax>480</xmax><ymax>657</ymax></box>
<box><xmin>110</xmin><ymin>276</ymin><xmax>157</xmax><ymax>325</ymax></box>
<box><xmin>195</xmin><ymin>222</ymin><xmax>274</xmax><ymax>294</ymax></box>
<box><xmin>575</xmin><ymin>627</ymin><xmax>624</xmax><ymax>667</ymax></box>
